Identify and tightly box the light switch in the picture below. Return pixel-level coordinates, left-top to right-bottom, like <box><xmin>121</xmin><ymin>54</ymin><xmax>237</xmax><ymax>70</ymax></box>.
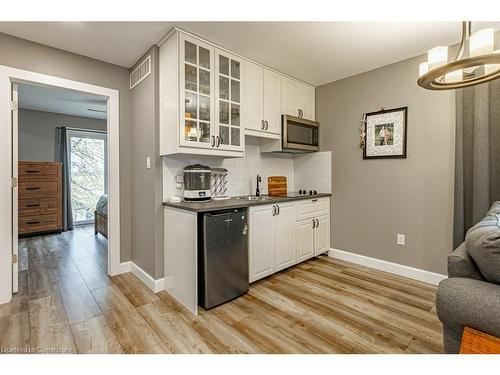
<box><xmin>146</xmin><ymin>157</ymin><xmax>151</xmax><ymax>169</ymax></box>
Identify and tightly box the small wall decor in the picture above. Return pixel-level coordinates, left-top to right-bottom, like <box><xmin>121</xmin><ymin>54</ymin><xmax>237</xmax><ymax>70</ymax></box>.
<box><xmin>359</xmin><ymin>114</ymin><xmax>367</xmax><ymax>148</ymax></box>
<box><xmin>363</xmin><ymin>106</ymin><xmax>407</xmax><ymax>159</ymax></box>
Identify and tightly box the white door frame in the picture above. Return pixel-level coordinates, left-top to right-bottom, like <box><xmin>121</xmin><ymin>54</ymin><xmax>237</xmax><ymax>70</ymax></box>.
<box><xmin>0</xmin><ymin>65</ymin><xmax>121</xmax><ymax>304</ymax></box>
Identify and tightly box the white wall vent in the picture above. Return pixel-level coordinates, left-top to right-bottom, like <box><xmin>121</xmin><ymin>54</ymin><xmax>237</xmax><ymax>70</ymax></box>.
<box><xmin>130</xmin><ymin>55</ymin><xmax>151</xmax><ymax>89</ymax></box>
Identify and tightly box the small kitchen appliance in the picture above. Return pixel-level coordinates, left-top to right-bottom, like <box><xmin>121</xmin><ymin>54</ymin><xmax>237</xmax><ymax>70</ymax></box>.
<box><xmin>183</xmin><ymin>164</ymin><xmax>211</xmax><ymax>201</ymax></box>
<box><xmin>199</xmin><ymin>208</ymin><xmax>249</xmax><ymax>309</ymax></box>
<box><xmin>282</xmin><ymin>114</ymin><xmax>319</xmax><ymax>153</ymax></box>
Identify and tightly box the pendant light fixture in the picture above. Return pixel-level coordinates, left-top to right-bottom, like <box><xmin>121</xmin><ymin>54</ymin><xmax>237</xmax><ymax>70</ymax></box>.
<box><xmin>417</xmin><ymin>22</ymin><xmax>500</xmax><ymax>90</ymax></box>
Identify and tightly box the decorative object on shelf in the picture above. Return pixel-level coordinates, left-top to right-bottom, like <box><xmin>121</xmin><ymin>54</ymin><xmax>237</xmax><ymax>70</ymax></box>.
<box><xmin>418</xmin><ymin>22</ymin><xmax>500</xmax><ymax>90</ymax></box>
<box><xmin>363</xmin><ymin>107</ymin><xmax>407</xmax><ymax>159</ymax></box>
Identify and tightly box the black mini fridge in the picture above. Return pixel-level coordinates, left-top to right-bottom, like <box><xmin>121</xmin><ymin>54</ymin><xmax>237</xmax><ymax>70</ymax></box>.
<box><xmin>199</xmin><ymin>208</ymin><xmax>249</xmax><ymax>309</ymax></box>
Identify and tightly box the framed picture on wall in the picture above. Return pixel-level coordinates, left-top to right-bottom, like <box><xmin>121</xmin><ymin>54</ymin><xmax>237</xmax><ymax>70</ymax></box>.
<box><xmin>363</xmin><ymin>107</ymin><xmax>407</xmax><ymax>159</ymax></box>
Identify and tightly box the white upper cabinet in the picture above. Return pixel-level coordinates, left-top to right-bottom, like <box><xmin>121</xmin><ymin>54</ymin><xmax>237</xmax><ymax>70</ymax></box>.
<box><xmin>179</xmin><ymin>34</ymin><xmax>215</xmax><ymax>150</ymax></box>
<box><xmin>263</xmin><ymin>69</ymin><xmax>282</xmax><ymax>134</ymax></box>
<box><xmin>301</xmin><ymin>84</ymin><xmax>316</xmax><ymax>122</ymax></box>
<box><xmin>159</xmin><ymin>29</ymin><xmax>316</xmax><ymax>156</ymax></box>
<box><xmin>281</xmin><ymin>76</ymin><xmax>315</xmax><ymax>121</ymax></box>
<box><xmin>243</xmin><ymin>60</ymin><xmax>281</xmax><ymax>138</ymax></box>
<box><xmin>243</xmin><ymin>61</ymin><xmax>264</xmax><ymax>132</ymax></box>
<box><xmin>159</xmin><ymin>30</ymin><xmax>244</xmax><ymax>157</ymax></box>
<box><xmin>215</xmin><ymin>49</ymin><xmax>244</xmax><ymax>152</ymax></box>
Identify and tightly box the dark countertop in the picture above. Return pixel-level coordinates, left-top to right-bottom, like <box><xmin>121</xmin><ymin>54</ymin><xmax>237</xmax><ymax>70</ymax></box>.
<box><xmin>163</xmin><ymin>193</ymin><xmax>332</xmax><ymax>213</ymax></box>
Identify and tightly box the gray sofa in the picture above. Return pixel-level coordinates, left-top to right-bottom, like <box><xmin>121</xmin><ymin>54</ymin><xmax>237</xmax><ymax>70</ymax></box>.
<box><xmin>436</xmin><ymin>202</ymin><xmax>500</xmax><ymax>353</ymax></box>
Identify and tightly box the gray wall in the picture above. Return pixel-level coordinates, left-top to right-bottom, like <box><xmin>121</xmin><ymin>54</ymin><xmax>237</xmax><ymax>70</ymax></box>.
<box><xmin>19</xmin><ymin>109</ymin><xmax>107</xmax><ymax>162</ymax></box>
<box><xmin>0</xmin><ymin>32</ymin><xmax>132</xmax><ymax>262</ymax></box>
<box><xmin>130</xmin><ymin>46</ymin><xmax>164</xmax><ymax>279</ymax></box>
<box><xmin>317</xmin><ymin>54</ymin><xmax>455</xmax><ymax>275</ymax></box>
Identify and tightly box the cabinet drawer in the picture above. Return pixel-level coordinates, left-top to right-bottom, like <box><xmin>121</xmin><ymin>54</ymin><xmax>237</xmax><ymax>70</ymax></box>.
<box><xmin>19</xmin><ymin>162</ymin><xmax>60</xmax><ymax>181</ymax></box>
<box><xmin>296</xmin><ymin>197</ymin><xmax>330</xmax><ymax>221</ymax></box>
<box><xmin>19</xmin><ymin>197</ymin><xmax>60</xmax><ymax>216</ymax></box>
<box><xmin>19</xmin><ymin>213</ymin><xmax>61</xmax><ymax>234</ymax></box>
<box><xmin>19</xmin><ymin>181</ymin><xmax>59</xmax><ymax>198</ymax></box>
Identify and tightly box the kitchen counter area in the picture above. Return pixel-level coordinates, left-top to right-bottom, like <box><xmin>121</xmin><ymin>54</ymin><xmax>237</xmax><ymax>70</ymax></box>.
<box><xmin>163</xmin><ymin>193</ymin><xmax>332</xmax><ymax>314</ymax></box>
<box><xmin>162</xmin><ymin>192</ymin><xmax>332</xmax><ymax>212</ymax></box>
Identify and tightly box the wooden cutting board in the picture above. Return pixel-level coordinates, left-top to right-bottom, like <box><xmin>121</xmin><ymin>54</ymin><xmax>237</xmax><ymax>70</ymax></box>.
<box><xmin>268</xmin><ymin>176</ymin><xmax>287</xmax><ymax>196</ymax></box>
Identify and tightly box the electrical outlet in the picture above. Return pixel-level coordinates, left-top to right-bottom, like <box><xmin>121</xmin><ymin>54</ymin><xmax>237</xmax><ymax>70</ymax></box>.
<box><xmin>397</xmin><ymin>234</ymin><xmax>406</xmax><ymax>246</ymax></box>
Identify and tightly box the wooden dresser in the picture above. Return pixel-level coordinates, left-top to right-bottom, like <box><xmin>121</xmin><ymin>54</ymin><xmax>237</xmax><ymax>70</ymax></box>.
<box><xmin>18</xmin><ymin>161</ymin><xmax>63</xmax><ymax>235</ymax></box>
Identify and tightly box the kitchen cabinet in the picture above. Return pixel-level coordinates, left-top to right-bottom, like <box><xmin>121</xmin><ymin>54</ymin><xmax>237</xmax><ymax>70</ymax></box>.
<box><xmin>159</xmin><ymin>30</ymin><xmax>244</xmax><ymax>157</ymax></box>
<box><xmin>296</xmin><ymin>213</ymin><xmax>330</xmax><ymax>263</ymax></box>
<box><xmin>281</xmin><ymin>76</ymin><xmax>315</xmax><ymax>121</ymax></box>
<box><xmin>249</xmin><ymin>202</ymin><xmax>296</xmax><ymax>282</ymax></box>
<box><xmin>215</xmin><ymin>49</ymin><xmax>244</xmax><ymax>151</ymax></box>
<box><xmin>249</xmin><ymin>205</ymin><xmax>275</xmax><ymax>282</ymax></box>
<box><xmin>296</xmin><ymin>217</ymin><xmax>315</xmax><ymax>263</ymax></box>
<box><xmin>243</xmin><ymin>61</ymin><xmax>281</xmax><ymax>138</ymax></box>
<box><xmin>179</xmin><ymin>33</ymin><xmax>215</xmax><ymax>150</ymax></box>
<box><xmin>315</xmin><ymin>214</ymin><xmax>330</xmax><ymax>256</ymax></box>
<box><xmin>273</xmin><ymin>203</ymin><xmax>297</xmax><ymax>272</ymax></box>
<box><xmin>263</xmin><ymin>69</ymin><xmax>282</xmax><ymax>134</ymax></box>
<box><xmin>249</xmin><ymin>197</ymin><xmax>330</xmax><ymax>282</ymax></box>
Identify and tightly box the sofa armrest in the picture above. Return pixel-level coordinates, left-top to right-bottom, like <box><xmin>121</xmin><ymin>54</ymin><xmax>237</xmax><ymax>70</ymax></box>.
<box><xmin>436</xmin><ymin>278</ymin><xmax>500</xmax><ymax>353</ymax></box>
<box><xmin>448</xmin><ymin>242</ymin><xmax>484</xmax><ymax>280</ymax></box>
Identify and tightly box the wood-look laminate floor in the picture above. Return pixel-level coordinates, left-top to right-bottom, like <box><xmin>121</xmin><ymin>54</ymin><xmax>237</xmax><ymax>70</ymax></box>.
<box><xmin>0</xmin><ymin>228</ymin><xmax>443</xmax><ymax>354</ymax></box>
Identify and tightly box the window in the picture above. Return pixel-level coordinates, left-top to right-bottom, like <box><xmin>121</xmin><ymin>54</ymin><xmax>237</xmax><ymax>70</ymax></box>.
<box><xmin>67</xmin><ymin>130</ymin><xmax>107</xmax><ymax>225</ymax></box>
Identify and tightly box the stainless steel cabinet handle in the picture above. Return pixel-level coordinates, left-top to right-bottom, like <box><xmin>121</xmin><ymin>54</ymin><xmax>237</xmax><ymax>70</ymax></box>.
<box><xmin>312</xmin><ymin>218</ymin><xmax>316</xmax><ymax>228</ymax></box>
<box><xmin>265</xmin><ymin>120</ymin><xmax>269</xmax><ymax>130</ymax></box>
<box><xmin>216</xmin><ymin>136</ymin><xmax>221</xmax><ymax>147</ymax></box>
<box><xmin>261</xmin><ymin>120</ymin><xmax>265</xmax><ymax>130</ymax></box>
<box><xmin>272</xmin><ymin>205</ymin><xmax>276</xmax><ymax>216</ymax></box>
<box><xmin>316</xmin><ymin>218</ymin><xmax>320</xmax><ymax>227</ymax></box>
<box><xmin>211</xmin><ymin>135</ymin><xmax>215</xmax><ymax>147</ymax></box>
<box><xmin>312</xmin><ymin>198</ymin><xmax>318</xmax><ymax>202</ymax></box>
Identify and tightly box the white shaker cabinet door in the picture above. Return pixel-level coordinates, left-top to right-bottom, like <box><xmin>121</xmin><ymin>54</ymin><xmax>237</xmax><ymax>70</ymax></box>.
<box><xmin>243</xmin><ymin>60</ymin><xmax>264</xmax><ymax>132</ymax></box>
<box><xmin>274</xmin><ymin>203</ymin><xmax>296</xmax><ymax>272</ymax></box>
<box><xmin>300</xmin><ymin>84</ymin><xmax>316</xmax><ymax>121</ymax></box>
<box><xmin>281</xmin><ymin>76</ymin><xmax>301</xmax><ymax>118</ymax></box>
<box><xmin>249</xmin><ymin>205</ymin><xmax>275</xmax><ymax>282</ymax></box>
<box><xmin>314</xmin><ymin>215</ymin><xmax>330</xmax><ymax>256</ymax></box>
<box><xmin>263</xmin><ymin>68</ymin><xmax>281</xmax><ymax>134</ymax></box>
<box><xmin>296</xmin><ymin>218</ymin><xmax>315</xmax><ymax>263</ymax></box>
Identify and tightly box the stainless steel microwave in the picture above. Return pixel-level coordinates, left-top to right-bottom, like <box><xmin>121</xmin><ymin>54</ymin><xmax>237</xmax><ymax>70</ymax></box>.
<box><xmin>282</xmin><ymin>114</ymin><xmax>319</xmax><ymax>153</ymax></box>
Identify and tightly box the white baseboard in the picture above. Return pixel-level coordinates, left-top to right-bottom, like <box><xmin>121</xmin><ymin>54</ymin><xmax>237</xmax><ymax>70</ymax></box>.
<box><xmin>119</xmin><ymin>261</ymin><xmax>165</xmax><ymax>293</ymax></box>
<box><xmin>119</xmin><ymin>261</ymin><xmax>132</xmax><ymax>273</ymax></box>
<box><xmin>328</xmin><ymin>248</ymin><xmax>447</xmax><ymax>286</ymax></box>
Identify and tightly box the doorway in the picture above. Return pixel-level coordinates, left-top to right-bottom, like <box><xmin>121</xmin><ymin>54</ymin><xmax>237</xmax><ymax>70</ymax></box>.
<box><xmin>0</xmin><ymin>65</ymin><xmax>121</xmax><ymax>304</ymax></box>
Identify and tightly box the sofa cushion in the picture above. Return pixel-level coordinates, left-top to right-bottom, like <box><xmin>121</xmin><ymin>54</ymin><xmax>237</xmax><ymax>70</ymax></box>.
<box><xmin>466</xmin><ymin>202</ymin><xmax>500</xmax><ymax>284</ymax></box>
<box><xmin>487</xmin><ymin>201</ymin><xmax>500</xmax><ymax>216</ymax></box>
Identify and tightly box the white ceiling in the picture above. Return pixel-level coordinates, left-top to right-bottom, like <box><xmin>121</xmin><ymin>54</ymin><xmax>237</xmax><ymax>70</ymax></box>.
<box><xmin>18</xmin><ymin>83</ymin><xmax>107</xmax><ymax>120</ymax></box>
<box><xmin>1</xmin><ymin>22</ymin><xmax>500</xmax><ymax>86</ymax></box>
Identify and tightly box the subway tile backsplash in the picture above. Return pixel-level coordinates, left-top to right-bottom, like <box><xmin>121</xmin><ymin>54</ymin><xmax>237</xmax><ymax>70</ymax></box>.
<box><xmin>162</xmin><ymin>136</ymin><xmax>331</xmax><ymax>200</ymax></box>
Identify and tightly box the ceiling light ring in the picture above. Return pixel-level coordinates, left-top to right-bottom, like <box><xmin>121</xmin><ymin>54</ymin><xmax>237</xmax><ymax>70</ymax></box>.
<box><xmin>418</xmin><ymin>54</ymin><xmax>500</xmax><ymax>90</ymax></box>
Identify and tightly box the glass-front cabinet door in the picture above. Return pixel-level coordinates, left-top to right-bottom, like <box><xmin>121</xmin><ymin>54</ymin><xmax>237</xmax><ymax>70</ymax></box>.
<box><xmin>179</xmin><ymin>34</ymin><xmax>215</xmax><ymax>148</ymax></box>
<box><xmin>215</xmin><ymin>49</ymin><xmax>244</xmax><ymax>151</ymax></box>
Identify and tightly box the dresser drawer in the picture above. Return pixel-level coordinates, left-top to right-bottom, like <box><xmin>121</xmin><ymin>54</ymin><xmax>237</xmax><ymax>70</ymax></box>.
<box><xmin>296</xmin><ymin>197</ymin><xmax>330</xmax><ymax>221</ymax></box>
<box><xmin>19</xmin><ymin>162</ymin><xmax>61</xmax><ymax>181</ymax></box>
<box><xmin>19</xmin><ymin>213</ymin><xmax>61</xmax><ymax>234</ymax></box>
<box><xmin>19</xmin><ymin>197</ymin><xmax>60</xmax><ymax>216</ymax></box>
<box><xmin>19</xmin><ymin>181</ymin><xmax>59</xmax><ymax>198</ymax></box>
